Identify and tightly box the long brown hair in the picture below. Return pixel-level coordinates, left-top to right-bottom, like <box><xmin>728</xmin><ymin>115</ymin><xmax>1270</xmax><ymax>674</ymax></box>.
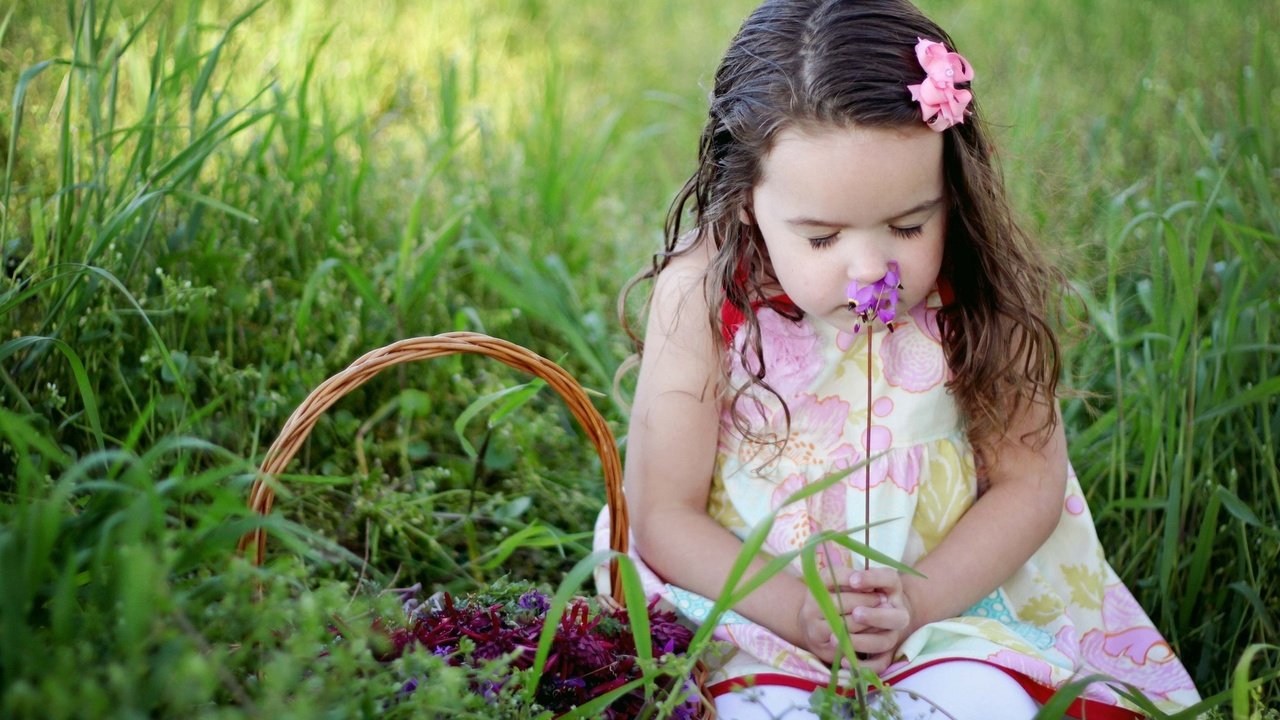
<box><xmin>621</xmin><ymin>0</ymin><xmax>1063</xmax><ymax>455</ymax></box>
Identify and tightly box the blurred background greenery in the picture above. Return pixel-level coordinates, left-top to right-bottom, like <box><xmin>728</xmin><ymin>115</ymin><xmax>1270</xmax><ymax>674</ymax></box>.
<box><xmin>2</xmin><ymin>0</ymin><xmax>1277</xmax><ymax>716</ymax></box>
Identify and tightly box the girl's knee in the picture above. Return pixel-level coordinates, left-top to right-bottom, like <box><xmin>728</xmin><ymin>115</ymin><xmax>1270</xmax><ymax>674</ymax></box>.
<box><xmin>886</xmin><ymin>660</ymin><xmax>1040</xmax><ymax>720</ymax></box>
<box><xmin>715</xmin><ymin>685</ymin><xmax>821</xmax><ymax>720</ymax></box>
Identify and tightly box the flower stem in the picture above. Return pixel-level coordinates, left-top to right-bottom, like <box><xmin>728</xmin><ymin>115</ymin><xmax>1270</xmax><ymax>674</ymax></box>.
<box><xmin>865</xmin><ymin>328</ymin><xmax>872</xmax><ymax>569</ymax></box>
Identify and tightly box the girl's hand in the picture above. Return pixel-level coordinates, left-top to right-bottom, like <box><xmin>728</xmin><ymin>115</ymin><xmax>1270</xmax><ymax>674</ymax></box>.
<box><xmin>795</xmin><ymin>584</ymin><xmax>881</xmax><ymax>665</ymax></box>
<box><xmin>843</xmin><ymin>568</ymin><xmax>914</xmax><ymax>674</ymax></box>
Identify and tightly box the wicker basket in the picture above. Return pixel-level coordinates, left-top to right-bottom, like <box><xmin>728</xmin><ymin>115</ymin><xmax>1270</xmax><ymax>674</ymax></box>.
<box><xmin>236</xmin><ymin>331</ymin><xmax>630</xmax><ymax>601</ymax></box>
<box><xmin>235</xmin><ymin>332</ymin><xmax>718</xmax><ymax>716</ymax></box>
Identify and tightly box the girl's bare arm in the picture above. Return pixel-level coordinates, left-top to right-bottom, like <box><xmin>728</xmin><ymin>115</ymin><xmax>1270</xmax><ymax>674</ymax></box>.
<box><xmin>900</xmin><ymin>395</ymin><xmax>1069</xmax><ymax>634</ymax></box>
<box><xmin>625</xmin><ymin>242</ymin><xmax>859</xmax><ymax>653</ymax></box>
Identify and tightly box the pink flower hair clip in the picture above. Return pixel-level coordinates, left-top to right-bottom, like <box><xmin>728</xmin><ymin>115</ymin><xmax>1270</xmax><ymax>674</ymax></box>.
<box><xmin>845</xmin><ymin>261</ymin><xmax>903</xmax><ymax>335</ymax></box>
<box><xmin>907</xmin><ymin>38</ymin><xmax>974</xmax><ymax>132</ymax></box>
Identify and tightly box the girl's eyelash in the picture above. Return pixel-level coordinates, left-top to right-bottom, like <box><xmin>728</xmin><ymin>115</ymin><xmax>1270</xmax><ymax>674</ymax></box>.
<box><xmin>807</xmin><ymin>233</ymin><xmax>839</xmax><ymax>249</ymax></box>
<box><xmin>807</xmin><ymin>225</ymin><xmax>923</xmax><ymax>248</ymax></box>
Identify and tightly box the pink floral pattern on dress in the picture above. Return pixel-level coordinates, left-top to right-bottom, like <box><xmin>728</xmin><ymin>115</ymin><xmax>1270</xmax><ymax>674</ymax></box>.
<box><xmin>782</xmin><ymin>394</ymin><xmax>859</xmax><ymax>469</ymax></box>
<box><xmin>1053</xmin><ymin>625</ymin><xmax>1080</xmax><ymax>665</ymax></box>
<box><xmin>986</xmin><ymin>649</ymin><xmax>1054</xmax><ymax>687</ymax></box>
<box><xmin>726</xmin><ymin>393</ymin><xmax>859</xmax><ymax>476</ymax></box>
<box><xmin>880</xmin><ymin>318</ymin><xmax>946</xmax><ymax>392</ymax></box>
<box><xmin>1078</xmin><ymin>586</ymin><xmax>1197</xmax><ymax>700</ymax></box>
<box><xmin>723</xmin><ymin>625</ymin><xmax>825</xmax><ymax>678</ymax></box>
<box><xmin>768</xmin><ymin>473</ymin><xmax>853</xmax><ymax>572</ymax></box>
<box><xmin>1082</xmin><ymin>678</ymin><xmax>1123</xmax><ymax>705</ymax></box>
<box><xmin>730</xmin><ymin>308</ymin><xmax>822</xmax><ymax>399</ymax></box>
<box><xmin>847</xmin><ymin>441</ymin><xmax>924</xmax><ymax>495</ymax></box>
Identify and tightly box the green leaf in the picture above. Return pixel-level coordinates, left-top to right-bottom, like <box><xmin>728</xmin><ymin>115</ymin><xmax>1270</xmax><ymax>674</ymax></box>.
<box><xmin>1232</xmin><ymin>644</ymin><xmax>1279</xmax><ymax>720</ymax></box>
<box><xmin>474</xmin><ymin>524</ymin><xmax>587</xmax><ymax>571</ymax></box>
<box><xmin>0</xmin><ymin>336</ymin><xmax>104</xmax><ymax>452</ymax></box>
<box><xmin>1227</xmin><ymin>582</ymin><xmax>1277</xmax><ymax>636</ymax></box>
<box><xmin>1215</xmin><ymin>485</ymin><xmax>1262</xmax><ymax>528</ymax></box>
<box><xmin>1033</xmin><ymin>675</ymin><xmax>1119</xmax><ymax>720</ymax></box>
<box><xmin>1195</xmin><ymin>376</ymin><xmax>1280</xmax><ymax>423</ymax></box>
<box><xmin>557</xmin><ymin>676</ymin><xmax>647</xmax><ymax>719</ymax></box>
<box><xmin>615</xmin><ymin>554</ymin><xmax>652</xmax><ymax>668</ymax></box>
<box><xmin>170</xmin><ymin>188</ymin><xmax>259</xmax><ymax>224</ymax></box>
<box><xmin>4</xmin><ymin>59</ymin><xmax>70</xmax><ymax>243</ymax></box>
<box><xmin>452</xmin><ymin>379</ymin><xmax>544</xmax><ymax>459</ymax></box>
<box><xmin>486</xmin><ymin>378</ymin><xmax>545</xmax><ymax>428</ymax></box>
<box><xmin>189</xmin><ymin>0</ymin><xmax>268</xmax><ymax>115</ymax></box>
<box><xmin>801</xmin><ymin>545</ymin><xmax>860</xmax><ymax>679</ymax></box>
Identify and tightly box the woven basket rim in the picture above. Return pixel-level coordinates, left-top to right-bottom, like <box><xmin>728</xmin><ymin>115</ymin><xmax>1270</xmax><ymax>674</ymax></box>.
<box><xmin>235</xmin><ymin>331</ymin><xmax>630</xmax><ymax>603</ymax></box>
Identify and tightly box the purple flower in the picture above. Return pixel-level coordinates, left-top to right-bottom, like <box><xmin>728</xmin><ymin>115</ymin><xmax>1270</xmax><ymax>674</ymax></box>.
<box><xmin>537</xmin><ymin>675</ymin><xmax>589</xmax><ymax>709</ymax></box>
<box><xmin>517</xmin><ymin>589</ymin><xmax>549</xmax><ymax>614</ymax></box>
<box><xmin>648</xmin><ymin>601</ymin><xmax>694</xmax><ymax>656</ymax></box>
<box><xmin>385</xmin><ymin>582</ymin><xmax>429</xmax><ymax>619</ymax></box>
<box><xmin>670</xmin><ymin>680</ymin><xmax>703</xmax><ymax>720</ymax></box>
<box><xmin>478</xmin><ymin>679</ymin><xmax>503</xmax><ymax>701</ymax></box>
<box><xmin>359</xmin><ymin>583</ymin><xmax>698</xmax><ymax>716</ymax></box>
<box><xmin>845</xmin><ymin>261</ymin><xmax>904</xmax><ymax>332</ymax></box>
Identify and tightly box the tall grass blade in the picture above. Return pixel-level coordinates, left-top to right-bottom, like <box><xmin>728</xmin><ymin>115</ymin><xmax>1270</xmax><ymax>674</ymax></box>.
<box><xmin>0</xmin><ymin>336</ymin><xmax>104</xmax><ymax>451</ymax></box>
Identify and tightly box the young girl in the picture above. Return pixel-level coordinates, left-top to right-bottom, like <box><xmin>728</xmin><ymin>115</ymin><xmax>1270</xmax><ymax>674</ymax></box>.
<box><xmin>594</xmin><ymin>1</ymin><xmax>1200</xmax><ymax>717</ymax></box>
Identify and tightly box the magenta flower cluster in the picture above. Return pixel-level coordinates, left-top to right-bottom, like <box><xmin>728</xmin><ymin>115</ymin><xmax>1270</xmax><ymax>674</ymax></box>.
<box><xmin>369</xmin><ymin>583</ymin><xmax>698</xmax><ymax>718</ymax></box>
<box><xmin>845</xmin><ymin>261</ymin><xmax>903</xmax><ymax>333</ymax></box>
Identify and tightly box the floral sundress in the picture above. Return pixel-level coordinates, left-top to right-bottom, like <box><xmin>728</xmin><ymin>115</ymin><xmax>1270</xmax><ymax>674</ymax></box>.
<box><xmin>595</xmin><ymin>291</ymin><xmax>1199</xmax><ymax>717</ymax></box>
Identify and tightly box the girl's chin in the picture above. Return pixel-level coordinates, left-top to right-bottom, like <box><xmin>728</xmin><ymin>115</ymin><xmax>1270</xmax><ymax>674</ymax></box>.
<box><xmin>811</xmin><ymin>295</ymin><xmax>928</xmax><ymax>334</ymax></box>
<box><xmin>812</xmin><ymin>311</ymin><xmax>882</xmax><ymax>336</ymax></box>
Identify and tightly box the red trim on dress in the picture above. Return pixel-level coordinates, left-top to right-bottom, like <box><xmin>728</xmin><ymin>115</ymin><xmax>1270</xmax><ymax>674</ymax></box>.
<box><xmin>936</xmin><ymin>275</ymin><xmax>956</xmax><ymax>306</ymax></box>
<box><xmin>720</xmin><ymin>294</ymin><xmax>798</xmax><ymax>345</ymax></box>
<box><xmin>706</xmin><ymin>658</ymin><xmax>1144</xmax><ymax>720</ymax></box>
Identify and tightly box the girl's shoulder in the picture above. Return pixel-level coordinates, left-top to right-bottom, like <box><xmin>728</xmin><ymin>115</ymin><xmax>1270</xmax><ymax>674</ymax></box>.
<box><xmin>633</xmin><ymin>230</ymin><xmax>724</xmax><ymax>416</ymax></box>
<box><xmin>644</xmin><ymin>230</ymin><xmax>719</xmax><ymax>360</ymax></box>
<box><xmin>649</xmin><ymin>231</ymin><xmax>715</xmax><ymax>320</ymax></box>
<box><xmin>660</xmin><ymin>230</ymin><xmax>714</xmax><ymax>277</ymax></box>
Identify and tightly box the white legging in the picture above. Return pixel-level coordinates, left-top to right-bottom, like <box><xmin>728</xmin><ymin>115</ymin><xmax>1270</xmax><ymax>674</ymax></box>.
<box><xmin>713</xmin><ymin>660</ymin><xmax>1040</xmax><ymax>720</ymax></box>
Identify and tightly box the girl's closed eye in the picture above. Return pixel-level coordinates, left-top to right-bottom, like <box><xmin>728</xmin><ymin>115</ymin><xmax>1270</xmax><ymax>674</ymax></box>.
<box><xmin>807</xmin><ymin>232</ymin><xmax>839</xmax><ymax>249</ymax></box>
<box><xmin>808</xmin><ymin>225</ymin><xmax>921</xmax><ymax>248</ymax></box>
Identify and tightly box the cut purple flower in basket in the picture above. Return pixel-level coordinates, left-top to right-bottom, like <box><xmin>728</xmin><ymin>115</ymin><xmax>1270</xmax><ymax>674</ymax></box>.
<box><xmin>518</xmin><ymin>589</ymin><xmax>551</xmax><ymax>614</ymax></box>
<box><xmin>356</xmin><ymin>580</ymin><xmax>698</xmax><ymax>718</ymax></box>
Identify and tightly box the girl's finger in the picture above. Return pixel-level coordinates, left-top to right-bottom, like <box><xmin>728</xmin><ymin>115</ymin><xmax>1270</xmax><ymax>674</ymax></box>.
<box><xmin>850</xmin><ymin>604</ymin><xmax>910</xmax><ymax>631</ymax></box>
<box><xmin>848</xmin><ymin>630</ymin><xmax>898</xmax><ymax>655</ymax></box>
<box><xmin>847</xmin><ymin>567</ymin><xmax>902</xmax><ymax>591</ymax></box>
<box><xmin>840</xmin><ymin>616</ymin><xmax>871</xmax><ymax>635</ymax></box>
<box><xmin>828</xmin><ymin>590</ymin><xmax>881</xmax><ymax>611</ymax></box>
<box><xmin>858</xmin><ymin>651</ymin><xmax>892</xmax><ymax>675</ymax></box>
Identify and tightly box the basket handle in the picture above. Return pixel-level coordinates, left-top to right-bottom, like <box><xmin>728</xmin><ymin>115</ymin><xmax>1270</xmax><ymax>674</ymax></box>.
<box><xmin>236</xmin><ymin>332</ymin><xmax>630</xmax><ymax>603</ymax></box>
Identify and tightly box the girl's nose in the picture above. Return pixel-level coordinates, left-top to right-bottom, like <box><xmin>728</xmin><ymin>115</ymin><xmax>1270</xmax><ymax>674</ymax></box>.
<box><xmin>845</xmin><ymin>250</ymin><xmax>889</xmax><ymax>285</ymax></box>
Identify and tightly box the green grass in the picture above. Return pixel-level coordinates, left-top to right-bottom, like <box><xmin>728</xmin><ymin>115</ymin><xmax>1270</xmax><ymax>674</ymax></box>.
<box><xmin>2</xmin><ymin>0</ymin><xmax>1278</xmax><ymax>716</ymax></box>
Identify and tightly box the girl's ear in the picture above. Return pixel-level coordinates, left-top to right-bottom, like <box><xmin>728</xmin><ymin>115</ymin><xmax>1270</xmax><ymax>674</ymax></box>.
<box><xmin>739</xmin><ymin>205</ymin><xmax>754</xmax><ymax>226</ymax></box>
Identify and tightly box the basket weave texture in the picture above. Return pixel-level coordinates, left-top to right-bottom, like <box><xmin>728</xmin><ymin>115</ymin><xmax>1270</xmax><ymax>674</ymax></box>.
<box><xmin>236</xmin><ymin>332</ymin><xmax>630</xmax><ymax>602</ymax></box>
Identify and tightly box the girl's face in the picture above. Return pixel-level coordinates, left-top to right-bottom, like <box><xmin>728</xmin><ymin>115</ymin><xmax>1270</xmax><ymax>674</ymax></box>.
<box><xmin>750</xmin><ymin>123</ymin><xmax>946</xmax><ymax>334</ymax></box>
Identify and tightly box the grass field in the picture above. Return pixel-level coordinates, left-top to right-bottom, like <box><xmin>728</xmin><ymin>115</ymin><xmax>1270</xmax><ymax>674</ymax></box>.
<box><xmin>2</xmin><ymin>0</ymin><xmax>1278</xmax><ymax>717</ymax></box>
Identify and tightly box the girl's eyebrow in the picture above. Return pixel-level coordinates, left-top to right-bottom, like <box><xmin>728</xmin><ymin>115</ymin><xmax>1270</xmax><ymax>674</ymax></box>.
<box><xmin>786</xmin><ymin>196</ymin><xmax>945</xmax><ymax>227</ymax></box>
